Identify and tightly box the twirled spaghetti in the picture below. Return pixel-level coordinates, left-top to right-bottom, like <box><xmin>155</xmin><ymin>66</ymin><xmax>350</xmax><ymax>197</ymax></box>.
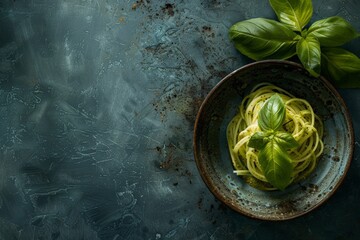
<box><xmin>227</xmin><ymin>83</ymin><xmax>324</xmax><ymax>190</ymax></box>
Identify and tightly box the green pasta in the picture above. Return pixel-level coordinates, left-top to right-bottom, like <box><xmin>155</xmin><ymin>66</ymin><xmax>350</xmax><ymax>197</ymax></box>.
<box><xmin>227</xmin><ymin>83</ymin><xmax>324</xmax><ymax>190</ymax></box>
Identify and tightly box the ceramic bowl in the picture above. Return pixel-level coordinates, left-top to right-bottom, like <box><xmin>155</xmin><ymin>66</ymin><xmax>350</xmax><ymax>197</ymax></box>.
<box><xmin>193</xmin><ymin>60</ymin><xmax>354</xmax><ymax>220</ymax></box>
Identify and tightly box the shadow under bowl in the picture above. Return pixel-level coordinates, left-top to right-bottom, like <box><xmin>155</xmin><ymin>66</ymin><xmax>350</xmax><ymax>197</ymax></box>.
<box><xmin>193</xmin><ymin>60</ymin><xmax>354</xmax><ymax>221</ymax></box>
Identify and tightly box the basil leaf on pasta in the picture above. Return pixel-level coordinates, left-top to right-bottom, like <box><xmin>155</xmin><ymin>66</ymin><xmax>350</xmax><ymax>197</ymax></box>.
<box><xmin>258</xmin><ymin>94</ymin><xmax>286</xmax><ymax>131</ymax></box>
<box><xmin>258</xmin><ymin>139</ymin><xmax>293</xmax><ymax>190</ymax></box>
<box><xmin>248</xmin><ymin>132</ymin><xmax>269</xmax><ymax>150</ymax></box>
<box><xmin>275</xmin><ymin>132</ymin><xmax>299</xmax><ymax>149</ymax></box>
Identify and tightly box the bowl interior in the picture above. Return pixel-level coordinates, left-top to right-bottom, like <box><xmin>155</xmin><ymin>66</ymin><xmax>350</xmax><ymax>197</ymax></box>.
<box><xmin>193</xmin><ymin>60</ymin><xmax>354</xmax><ymax>220</ymax></box>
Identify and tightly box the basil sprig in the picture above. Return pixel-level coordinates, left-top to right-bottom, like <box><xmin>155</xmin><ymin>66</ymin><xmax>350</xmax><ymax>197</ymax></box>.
<box><xmin>229</xmin><ymin>0</ymin><xmax>360</xmax><ymax>88</ymax></box>
<box><xmin>248</xmin><ymin>94</ymin><xmax>298</xmax><ymax>190</ymax></box>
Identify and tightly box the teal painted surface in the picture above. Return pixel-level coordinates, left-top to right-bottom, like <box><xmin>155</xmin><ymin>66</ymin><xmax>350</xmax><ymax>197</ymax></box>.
<box><xmin>0</xmin><ymin>0</ymin><xmax>359</xmax><ymax>239</ymax></box>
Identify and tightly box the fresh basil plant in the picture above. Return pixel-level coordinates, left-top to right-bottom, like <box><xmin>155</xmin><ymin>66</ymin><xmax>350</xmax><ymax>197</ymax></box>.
<box><xmin>248</xmin><ymin>94</ymin><xmax>298</xmax><ymax>190</ymax></box>
<box><xmin>229</xmin><ymin>0</ymin><xmax>360</xmax><ymax>88</ymax></box>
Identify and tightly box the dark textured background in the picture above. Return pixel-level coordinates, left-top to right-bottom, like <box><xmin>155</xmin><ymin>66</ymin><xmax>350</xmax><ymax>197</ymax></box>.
<box><xmin>0</xmin><ymin>0</ymin><xmax>359</xmax><ymax>239</ymax></box>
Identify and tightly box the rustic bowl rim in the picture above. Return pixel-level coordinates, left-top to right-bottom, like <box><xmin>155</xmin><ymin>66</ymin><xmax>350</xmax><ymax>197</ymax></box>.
<box><xmin>193</xmin><ymin>59</ymin><xmax>354</xmax><ymax>221</ymax></box>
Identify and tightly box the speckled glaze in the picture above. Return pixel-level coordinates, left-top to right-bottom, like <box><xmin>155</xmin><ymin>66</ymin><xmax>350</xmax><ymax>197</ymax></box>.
<box><xmin>193</xmin><ymin>60</ymin><xmax>354</xmax><ymax>221</ymax></box>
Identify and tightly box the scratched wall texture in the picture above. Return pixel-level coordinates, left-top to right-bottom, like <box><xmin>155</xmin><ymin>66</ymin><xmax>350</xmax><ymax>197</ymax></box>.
<box><xmin>0</xmin><ymin>0</ymin><xmax>360</xmax><ymax>239</ymax></box>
